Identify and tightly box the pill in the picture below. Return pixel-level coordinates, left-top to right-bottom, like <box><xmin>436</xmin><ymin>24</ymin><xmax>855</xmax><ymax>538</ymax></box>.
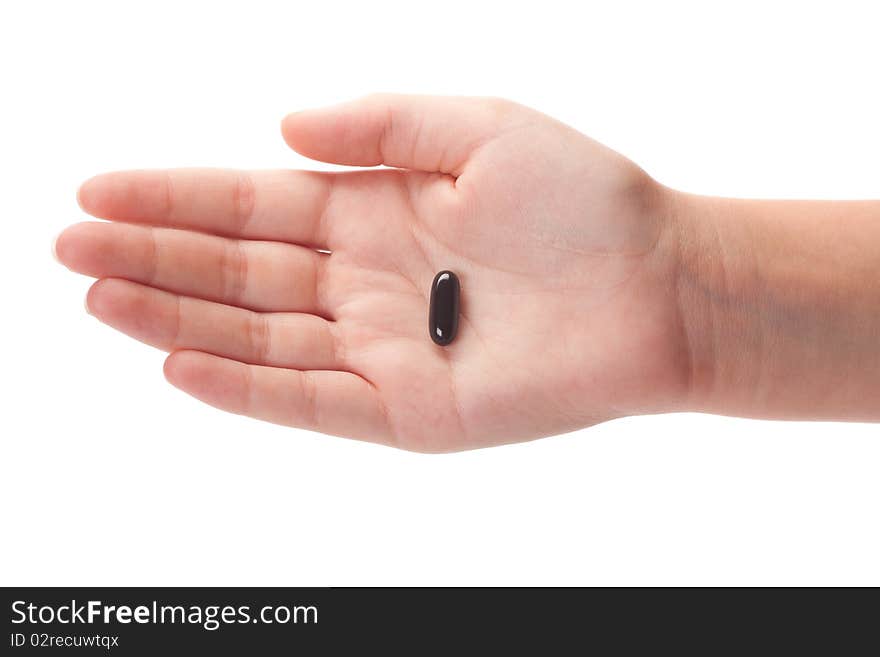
<box><xmin>428</xmin><ymin>270</ymin><xmax>460</xmax><ymax>346</ymax></box>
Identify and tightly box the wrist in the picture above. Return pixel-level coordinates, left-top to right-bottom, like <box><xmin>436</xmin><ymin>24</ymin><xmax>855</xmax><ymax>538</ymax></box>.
<box><xmin>661</xmin><ymin>189</ymin><xmax>723</xmax><ymax>413</ymax></box>
<box><xmin>603</xmin><ymin>182</ymin><xmax>725</xmax><ymax>417</ymax></box>
<box><xmin>656</xmin><ymin>187</ymin><xmax>761</xmax><ymax>416</ymax></box>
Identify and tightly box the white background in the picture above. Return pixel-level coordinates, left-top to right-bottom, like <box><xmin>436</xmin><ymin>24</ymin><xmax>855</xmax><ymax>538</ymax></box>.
<box><xmin>2</xmin><ymin>0</ymin><xmax>879</xmax><ymax>586</ymax></box>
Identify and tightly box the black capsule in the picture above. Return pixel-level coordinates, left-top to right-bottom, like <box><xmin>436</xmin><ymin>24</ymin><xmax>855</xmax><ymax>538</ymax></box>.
<box><xmin>428</xmin><ymin>270</ymin><xmax>460</xmax><ymax>346</ymax></box>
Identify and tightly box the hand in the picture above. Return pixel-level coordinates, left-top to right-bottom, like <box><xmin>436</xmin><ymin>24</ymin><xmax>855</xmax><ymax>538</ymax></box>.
<box><xmin>56</xmin><ymin>95</ymin><xmax>686</xmax><ymax>451</ymax></box>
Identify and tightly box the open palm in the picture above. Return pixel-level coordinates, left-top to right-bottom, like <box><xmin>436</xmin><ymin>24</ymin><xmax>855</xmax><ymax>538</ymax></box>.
<box><xmin>57</xmin><ymin>95</ymin><xmax>685</xmax><ymax>451</ymax></box>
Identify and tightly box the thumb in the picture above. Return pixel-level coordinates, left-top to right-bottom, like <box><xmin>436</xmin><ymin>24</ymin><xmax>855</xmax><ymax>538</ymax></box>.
<box><xmin>281</xmin><ymin>94</ymin><xmax>520</xmax><ymax>175</ymax></box>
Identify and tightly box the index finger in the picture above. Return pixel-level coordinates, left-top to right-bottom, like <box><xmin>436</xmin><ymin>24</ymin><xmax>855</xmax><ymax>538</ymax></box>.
<box><xmin>77</xmin><ymin>169</ymin><xmax>333</xmax><ymax>248</ymax></box>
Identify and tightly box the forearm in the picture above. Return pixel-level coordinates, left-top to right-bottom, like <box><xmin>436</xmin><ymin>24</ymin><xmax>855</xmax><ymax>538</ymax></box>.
<box><xmin>668</xmin><ymin>190</ymin><xmax>880</xmax><ymax>420</ymax></box>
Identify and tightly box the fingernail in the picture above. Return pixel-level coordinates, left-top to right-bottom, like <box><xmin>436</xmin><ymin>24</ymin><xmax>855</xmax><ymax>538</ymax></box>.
<box><xmin>51</xmin><ymin>233</ymin><xmax>61</xmax><ymax>264</ymax></box>
<box><xmin>84</xmin><ymin>283</ymin><xmax>96</xmax><ymax>316</ymax></box>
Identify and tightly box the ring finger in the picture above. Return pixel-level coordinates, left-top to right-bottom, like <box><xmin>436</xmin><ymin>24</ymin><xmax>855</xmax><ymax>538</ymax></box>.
<box><xmin>86</xmin><ymin>278</ymin><xmax>343</xmax><ymax>371</ymax></box>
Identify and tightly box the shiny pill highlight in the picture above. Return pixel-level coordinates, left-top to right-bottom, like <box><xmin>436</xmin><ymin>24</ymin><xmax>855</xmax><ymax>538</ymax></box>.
<box><xmin>428</xmin><ymin>270</ymin><xmax>460</xmax><ymax>346</ymax></box>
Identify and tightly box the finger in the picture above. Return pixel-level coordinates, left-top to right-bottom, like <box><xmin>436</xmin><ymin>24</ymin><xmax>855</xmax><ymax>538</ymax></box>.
<box><xmin>282</xmin><ymin>94</ymin><xmax>523</xmax><ymax>175</ymax></box>
<box><xmin>87</xmin><ymin>278</ymin><xmax>341</xmax><ymax>371</ymax></box>
<box><xmin>77</xmin><ymin>169</ymin><xmax>333</xmax><ymax>247</ymax></box>
<box><xmin>164</xmin><ymin>350</ymin><xmax>391</xmax><ymax>445</ymax></box>
<box><xmin>56</xmin><ymin>222</ymin><xmax>327</xmax><ymax>314</ymax></box>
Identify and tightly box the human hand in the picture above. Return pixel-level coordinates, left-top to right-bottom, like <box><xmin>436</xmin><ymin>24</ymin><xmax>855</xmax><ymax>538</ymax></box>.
<box><xmin>56</xmin><ymin>95</ymin><xmax>687</xmax><ymax>451</ymax></box>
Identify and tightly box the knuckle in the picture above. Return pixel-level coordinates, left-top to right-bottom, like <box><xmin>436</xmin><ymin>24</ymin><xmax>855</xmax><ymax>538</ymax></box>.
<box><xmin>232</xmin><ymin>172</ymin><xmax>256</xmax><ymax>233</ymax></box>
<box><xmin>481</xmin><ymin>96</ymin><xmax>523</xmax><ymax>122</ymax></box>
<box><xmin>221</xmin><ymin>240</ymin><xmax>248</xmax><ymax>304</ymax></box>
<box><xmin>247</xmin><ymin>312</ymin><xmax>271</xmax><ymax>363</ymax></box>
<box><xmin>169</xmin><ymin>295</ymin><xmax>183</xmax><ymax>350</ymax></box>
<box><xmin>161</xmin><ymin>171</ymin><xmax>175</xmax><ymax>219</ymax></box>
<box><xmin>145</xmin><ymin>227</ymin><xmax>160</xmax><ymax>285</ymax></box>
<box><xmin>299</xmin><ymin>371</ymin><xmax>320</xmax><ymax>429</ymax></box>
<box><xmin>326</xmin><ymin>320</ymin><xmax>346</xmax><ymax>368</ymax></box>
<box><xmin>311</xmin><ymin>254</ymin><xmax>328</xmax><ymax>312</ymax></box>
<box><xmin>361</xmin><ymin>91</ymin><xmax>396</xmax><ymax>107</ymax></box>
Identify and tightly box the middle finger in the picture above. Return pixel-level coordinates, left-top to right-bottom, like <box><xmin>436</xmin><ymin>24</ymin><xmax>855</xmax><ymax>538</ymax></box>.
<box><xmin>56</xmin><ymin>221</ymin><xmax>329</xmax><ymax>315</ymax></box>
